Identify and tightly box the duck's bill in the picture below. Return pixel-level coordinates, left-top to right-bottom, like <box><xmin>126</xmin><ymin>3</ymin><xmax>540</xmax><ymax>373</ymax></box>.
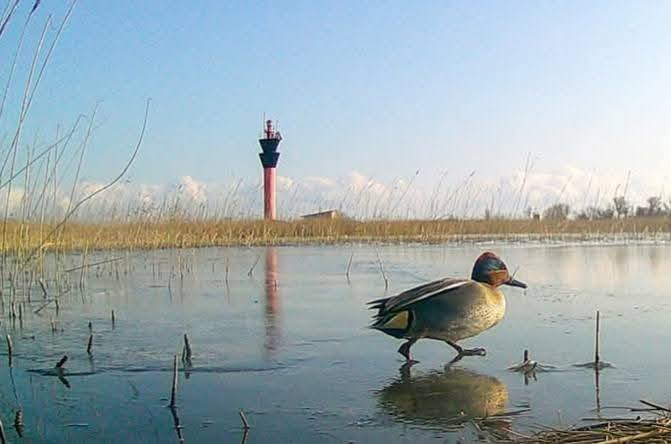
<box><xmin>506</xmin><ymin>278</ymin><xmax>527</xmax><ymax>289</ymax></box>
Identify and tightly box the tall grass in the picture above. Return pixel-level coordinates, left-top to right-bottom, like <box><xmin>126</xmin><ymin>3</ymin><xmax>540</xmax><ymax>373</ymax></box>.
<box><xmin>1</xmin><ymin>216</ymin><xmax>670</xmax><ymax>253</ymax></box>
<box><xmin>0</xmin><ymin>1</ymin><xmax>150</xmax><ymax>294</ymax></box>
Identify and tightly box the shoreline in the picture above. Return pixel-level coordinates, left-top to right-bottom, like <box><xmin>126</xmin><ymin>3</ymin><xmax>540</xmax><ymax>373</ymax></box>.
<box><xmin>2</xmin><ymin>217</ymin><xmax>671</xmax><ymax>253</ymax></box>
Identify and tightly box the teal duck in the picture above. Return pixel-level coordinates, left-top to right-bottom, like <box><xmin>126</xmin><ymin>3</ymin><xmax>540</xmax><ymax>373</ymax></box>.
<box><xmin>369</xmin><ymin>252</ymin><xmax>526</xmax><ymax>362</ymax></box>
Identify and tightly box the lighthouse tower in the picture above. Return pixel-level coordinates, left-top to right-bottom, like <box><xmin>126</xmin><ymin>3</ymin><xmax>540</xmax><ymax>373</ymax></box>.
<box><xmin>258</xmin><ymin>119</ymin><xmax>282</xmax><ymax>220</ymax></box>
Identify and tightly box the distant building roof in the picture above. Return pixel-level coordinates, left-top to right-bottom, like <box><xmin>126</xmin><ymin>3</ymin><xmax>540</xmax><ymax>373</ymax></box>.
<box><xmin>301</xmin><ymin>209</ymin><xmax>342</xmax><ymax>220</ymax></box>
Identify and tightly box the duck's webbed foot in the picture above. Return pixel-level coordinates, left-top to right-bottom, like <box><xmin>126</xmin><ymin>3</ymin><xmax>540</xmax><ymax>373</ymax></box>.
<box><xmin>445</xmin><ymin>340</ymin><xmax>487</xmax><ymax>358</ymax></box>
<box><xmin>397</xmin><ymin>338</ymin><xmax>418</xmax><ymax>363</ymax></box>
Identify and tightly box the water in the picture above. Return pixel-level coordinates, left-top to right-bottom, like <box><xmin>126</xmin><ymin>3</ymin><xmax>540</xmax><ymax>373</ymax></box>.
<box><xmin>3</xmin><ymin>243</ymin><xmax>671</xmax><ymax>442</ymax></box>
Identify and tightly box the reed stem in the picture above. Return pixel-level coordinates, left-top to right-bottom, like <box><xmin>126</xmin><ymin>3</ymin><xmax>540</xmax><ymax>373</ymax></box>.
<box><xmin>0</xmin><ymin>416</ymin><xmax>6</xmax><ymax>444</ymax></box>
<box><xmin>170</xmin><ymin>354</ymin><xmax>178</xmax><ymax>408</ymax></box>
<box><xmin>182</xmin><ymin>333</ymin><xmax>192</xmax><ymax>362</ymax></box>
<box><xmin>595</xmin><ymin>310</ymin><xmax>600</xmax><ymax>365</ymax></box>
<box><xmin>55</xmin><ymin>355</ymin><xmax>67</xmax><ymax>368</ymax></box>
<box><xmin>239</xmin><ymin>410</ymin><xmax>250</xmax><ymax>430</ymax></box>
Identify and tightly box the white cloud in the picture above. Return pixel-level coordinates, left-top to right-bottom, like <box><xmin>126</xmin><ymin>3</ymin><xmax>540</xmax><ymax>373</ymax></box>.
<box><xmin>178</xmin><ymin>175</ymin><xmax>207</xmax><ymax>203</ymax></box>
<box><xmin>2</xmin><ymin>164</ymin><xmax>669</xmax><ymax>221</ymax></box>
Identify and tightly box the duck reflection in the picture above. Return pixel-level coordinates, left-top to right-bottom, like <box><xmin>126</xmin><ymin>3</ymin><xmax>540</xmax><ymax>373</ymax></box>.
<box><xmin>264</xmin><ymin>247</ymin><xmax>281</xmax><ymax>354</ymax></box>
<box><xmin>376</xmin><ymin>366</ymin><xmax>508</xmax><ymax>430</ymax></box>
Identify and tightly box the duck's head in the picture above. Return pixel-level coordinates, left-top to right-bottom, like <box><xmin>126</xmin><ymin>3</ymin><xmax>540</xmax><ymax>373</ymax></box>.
<box><xmin>471</xmin><ymin>252</ymin><xmax>527</xmax><ymax>289</ymax></box>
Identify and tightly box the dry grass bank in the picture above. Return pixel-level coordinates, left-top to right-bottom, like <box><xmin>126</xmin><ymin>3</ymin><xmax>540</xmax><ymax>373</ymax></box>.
<box><xmin>2</xmin><ymin>216</ymin><xmax>671</xmax><ymax>253</ymax></box>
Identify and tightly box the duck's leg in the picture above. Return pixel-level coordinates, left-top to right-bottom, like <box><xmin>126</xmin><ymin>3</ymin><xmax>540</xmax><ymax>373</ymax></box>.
<box><xmin>397</xmin><ymin>338</ymin><xmax>418</xmax><ymax>362</ymax></box>
<box><xmin>445</xmin><ymin>340</ymin><xmax>486</xmax><ymax>357</ymax></box>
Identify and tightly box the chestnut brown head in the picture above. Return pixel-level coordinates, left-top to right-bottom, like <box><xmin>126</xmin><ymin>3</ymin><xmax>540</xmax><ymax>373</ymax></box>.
<box><xmin>471</xmin><ymin>252</ymin><xmax>527</xmax><ymax>289</ymax></box>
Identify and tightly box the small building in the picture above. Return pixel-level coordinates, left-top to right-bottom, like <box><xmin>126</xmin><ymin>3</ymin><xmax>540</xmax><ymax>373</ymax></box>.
<box><xmin>301</xmin><ymin>209</ymin><xmax>341</xmax><ymax>220</ymax></box>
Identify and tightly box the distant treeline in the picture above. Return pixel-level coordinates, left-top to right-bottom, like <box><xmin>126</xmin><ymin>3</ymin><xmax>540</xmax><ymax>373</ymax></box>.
<box><xmin>534</xmin><ymin>196</ymin><xmax>671</xmax><ymax>221</ymax></box>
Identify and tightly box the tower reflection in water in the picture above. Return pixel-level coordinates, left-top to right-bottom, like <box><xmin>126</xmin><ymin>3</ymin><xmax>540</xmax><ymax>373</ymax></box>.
<box><xmin>377</xmin><ymin>366</ymin><xmax>509</xmax><ymax>432</ymax></box>
<box><xmin>264</xmin><ymin>247</ymin><xmax>281</xmax><ymax>354</ymax></box>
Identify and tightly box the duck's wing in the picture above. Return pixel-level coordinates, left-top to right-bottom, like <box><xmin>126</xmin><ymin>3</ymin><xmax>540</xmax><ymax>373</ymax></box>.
<box><xmin>368</xmin><ymin>278</ymin><xmax>470</xmax><ymax>316</ymax></box>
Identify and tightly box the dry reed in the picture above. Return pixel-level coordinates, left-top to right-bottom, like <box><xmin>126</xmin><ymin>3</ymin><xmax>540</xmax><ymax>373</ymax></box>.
<box><xmin>505</xmin><ymin>415</ymin><xmax>671</xmax><ymax>443</ymax></box>
<box><xmin>0</xmin><ymin>216</ymin><xmax>669</xmax><ymax>253</ymax></box>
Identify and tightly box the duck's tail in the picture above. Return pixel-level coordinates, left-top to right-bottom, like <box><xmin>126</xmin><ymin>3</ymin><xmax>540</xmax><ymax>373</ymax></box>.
<box><xmin>367</xmin><ymin>297</ymin><xmax>412</xmax><ymax>338</ymax></box>
<box><xmin>369</xmin><ymin>310</ymin><xmax>412</xmax><ymax>338</ymax></box>
<box><xmin>366</xmin><ymin>296</ymin><xmax>390</xmax><ymax>313</ymax></box>
<box><xmin>367</xmin><ymin>297</ymin><xmax>389</xmax><ymax>329</ymax></box>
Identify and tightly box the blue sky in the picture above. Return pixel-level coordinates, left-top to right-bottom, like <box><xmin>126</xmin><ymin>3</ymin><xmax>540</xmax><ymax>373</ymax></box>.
<box><xmin>3</xmin><ymin>1</ymin><xmax>671</xmax><ymax>215</ymax></box>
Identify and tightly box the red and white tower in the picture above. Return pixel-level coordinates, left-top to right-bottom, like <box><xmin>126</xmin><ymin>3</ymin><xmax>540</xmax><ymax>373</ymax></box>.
<box><xmin>258</xmin><ymin>119</ymin><xmax>282</xmax><ymax>220</ymax></box>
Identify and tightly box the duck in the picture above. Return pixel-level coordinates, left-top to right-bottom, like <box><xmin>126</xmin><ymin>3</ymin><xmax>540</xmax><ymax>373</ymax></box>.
<box><xmin>368</xmin><ymin>252</ymin><xmax>526</xmax><ymax>362</ymax></box>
